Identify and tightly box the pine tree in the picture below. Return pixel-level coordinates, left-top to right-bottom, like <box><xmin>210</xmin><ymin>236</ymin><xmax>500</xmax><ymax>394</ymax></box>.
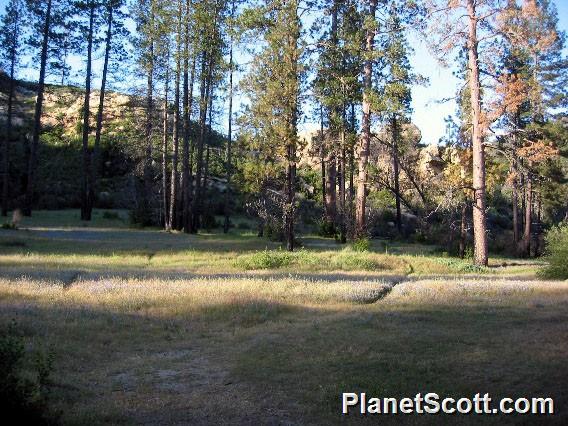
<box><xmin>424</xmin><ymin>0</ymin><xmax>508</xmax><ymax>265</ymax></box>
<box><xmin>88</xmin><ymin>0</ymin><xmax>127</xmax><ymax>220</ymax></box>
<box><xmin>0</xmin><ymin>0</ymin><xmax>24</xmax><ymax>217</ymax></box>
<box><xmin>241</xmin><ymin>0</ymin><xmax>303</xmax><ymax>251</ymax></box>
<box><xmin>497</xmin><ymin>0</ymin><xmax>565</xmax><ymax>256</ymax></box>
<box><xmin>378</xmin><ymin>1</ymin><xmax>414</xmax><ymax>235</ymax></box>
<box><xmin>191</xmin><ymin>0</ymin><xmax>228</xmax><ymax>233</ymax></box>
<box><xmin>76</xmin><ymin>0</ymin><xmax>103</xmax><ymax>221</ymax></box>
<box><xmin>169</xmin><ymin>0</ymin><xmax>184</xmax><ymax>231</ymax></box>
<box><xmin>223</xmin><ymin>0</ymin><xmax>237</xmax><ymax>234</ymax></box>
<box><xmin>23</xmin><ymin>0</ymin><xmax>54</xmax><ymax>216</ymax></box>
<box><xmin>355</xmin><ymin>0</ymin><xmax>377</xmax><ymax>239</ymax></box>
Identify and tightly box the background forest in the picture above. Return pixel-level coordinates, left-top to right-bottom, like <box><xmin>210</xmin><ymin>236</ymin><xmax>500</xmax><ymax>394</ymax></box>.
<box><xmin>0</xmin><ymin>0</ymin><xmax>567</xmax><ymax>266</ymax></box>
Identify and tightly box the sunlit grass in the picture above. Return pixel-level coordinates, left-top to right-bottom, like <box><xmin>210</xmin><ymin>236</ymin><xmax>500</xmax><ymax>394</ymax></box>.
<box><xmin>0</xmin><ymin>210</ymin><xmax>563</xmax><ymax>424</ymax></box>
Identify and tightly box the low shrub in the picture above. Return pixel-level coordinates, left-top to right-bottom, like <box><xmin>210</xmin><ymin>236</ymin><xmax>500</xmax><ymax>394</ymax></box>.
<box><xmin>542</xmin><ymin>224</ymin><xmax>568</xmax><ymax>279</ymax></box>
<box><xmin>234</xmin><ymin>249</ymin><xmax>385</xmax><ymax>272</ymax></box>
<box><xmin>0</xmin><ymin>321</ymin><xmax>55</xmax><ymax>423</ymax></box>
<box><xmin>235</xmin><ymin>249</ymin><xmax>295</xmax><ymax>269</ymax></box>
<box><xmin>317</xmin><ymin>220</ymin><xmax>337</xmax><ymax>238</ymax></box>
<box><xmin>351</xmin><ymin>238</ymin><xmax>371</xmax><ymax>252</ymax></box>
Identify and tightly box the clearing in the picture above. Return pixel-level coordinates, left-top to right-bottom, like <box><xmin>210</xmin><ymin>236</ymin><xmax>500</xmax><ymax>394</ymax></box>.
<box><xmin>0</xmin><ymin>210</ymin><xmax>566</xmax><ymax>425</ymax></box>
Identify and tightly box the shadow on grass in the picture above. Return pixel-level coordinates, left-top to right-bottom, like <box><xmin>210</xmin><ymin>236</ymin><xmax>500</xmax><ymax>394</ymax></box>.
<box><xmin>1</xmin><ymin>285</ymin><xmax>567</xmax><ymax>425</ymax></box>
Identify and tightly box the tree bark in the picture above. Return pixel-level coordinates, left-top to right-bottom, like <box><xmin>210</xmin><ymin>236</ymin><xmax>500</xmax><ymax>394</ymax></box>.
<box><xmin>391</xmin><ymin>115</ymin><xmax>402</xmax><ymax>234</ymax></box>
<box><xmin>191</xmin><ymin>52</ymin><xmax>212</xmax><ymax>232</ymax></box>
<box><xmin>162</xmin><ymin>69</ymin><xmax>170</xmax><ymax>230</ymax></box>
<box><xmin>223</xmin><ymin>53</ymin><xmax>234</xmax><ymax>231</ymax></box>
<box><xmin>223</xmin><ymin>0</ymin><xmax>236</xmax><ymax>234</ymax></box>
<box><xmin>459</xmin><ymin>202</ymin><xmax>467</xmax><ymax>259</ymax></box>
<box><xmin>338</xmin><ymin>128</ymin><xmax>347</xmax><ymax>243</ymax></box>
<box><xmin>522</xmin><ymin>171</ymin><xmax>532</xmax><ymax>257</ymax></box>
<box><xmin>466</xmin><ymin>0</ymin><xmax>488</xmax><ymax>266</ymax></box>
<box><xmin>355</xmin><ymin>0</ymin><xmax>377</xmax><ymax>238</ymax></box>
<box><xmin>284</xmin><ymin>1</ymin><xmax>300</xmax><ymax>252</ymax></box>
<box><xmin>512</xmin><ymin>172</ymin><xmax>519</xmax><ymax>244</ymax></box>
<box><xmin>324</xmin><ymin>0</ymin><xmax>340</xmax><ymax>230</ymax></box>
<box><xmin>142</xmin><ymin>0</ymin><xmax>155</xmax><ymax>225</ymax></box>
<box><xmin>88</xmin><ymin>5</ymin><xmax>114</xmax><ymax>220</ymax></box>
<box><xmin>319</xmin><ymin>105</ymin><xmax>326</xmax><ymax>212</ymax></box>
<box><xmin>325</xmin><ymin>155</ymin><xmax>337</xmax><ymax>226</ymax></box>
<box><xmin>181</xmin><ymin>0</ymin><xmax>194</xmax><ymax>233</ymax></box>
<box><xmin>2</xmin><ymin>9</ymin><xmax>18</xmax><ymax>217</ymax></box>
<box><xmin>169</xmin><ymin>1</ymin><xmax>183</xmax><ymax>231</ymax></box>
<box><xmin>24</xmin><ymin>0</ymin><xmax>52</xmax><ymax>217</ymax></box>
<box><xmin>81</xmin><ymin>4</ymin><xmax>95</xmax><ymax>221</ymax></box>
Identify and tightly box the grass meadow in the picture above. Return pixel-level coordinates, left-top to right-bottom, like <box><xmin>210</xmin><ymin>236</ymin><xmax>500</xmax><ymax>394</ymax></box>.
<box><xmin>1</xmin><ymin>210</ymin><xmax>566</xmax><ymax>425</ymax></box>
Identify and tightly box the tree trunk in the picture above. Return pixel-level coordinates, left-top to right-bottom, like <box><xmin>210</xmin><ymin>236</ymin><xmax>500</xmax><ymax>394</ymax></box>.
<box><xmin>24</xmin><ymin>0</ymin><xmax>52</xmax><ymax>217</ymax></box>
<box><xmin>512</xmin><ymin>175</ymin><xmax>519</xmax><ymax>244</ymax></box>
<box><xmin>325</xmin><ymin>155</ymin><xmax>337</xmax><ymax>226</ymax></box>
<box><xmin>142</xmin><ymin>0</ymin><xmax>155</xmax><ymax>225</ymax></box>
<box><xmin>223</xmin><ymin>45</ymin><xmax>234</xmax><ymax>233</ymax></box>
<box><xmin>391</xmin><ymin>115</ymin><xmax>402</xmax><ymax>235</ymax></box>
<box><xmin>319</xmin><ymin>105</ymin><xmax>326</xmax><ymax>212</ymax></box>
<box><xmin>466</xmin><ymin>0</ymin><xmax>488</xmax><ymax>266</ymax></box>
<box><xmin>89</xmin><ymin>6</ymin><xmax>113</xmax><ymax>221</ymax></box>
<box><xmin>355</xmin><ymin>0</ymin><xmax>377</xmax><ymax>238</ymax></box>
<box><xmin>169</xmin><ymin>1</ymin><xmax>183</xmax><ymax>231</ymax></box>
<box><xmin>284</xmin><ymin>1</ymin><xmax>300</xmax><ymax>252</ymax></box>
<box><xmin>191</xmin><ymin>52</ymin><xmax>212</xmax><ymax>232</ymax></box>
<box><xmin>81</xmin><ymin>4</ymin><xmax>95</xmax><ymax>221</ymax></box>
<box><xmin>324</xmin><ymin>0</ymin><xmax>340</xmax><ymax>230</ymax></box>
<box><xmin>223</xmin><ymin>0</ymin><xmax>236</xmax><ymax>234</ymax></box>
<box><xmin>181</xmin><ymin>0</ymin><xmax>194</xmax><ymax>233</ymax></box>
<box><xmin>348</xmin><ymin>103</ymin><xmax>356</xmax><ymax>234</ymax></box>
<box><xmin>285</xmin><ymin>144</ymin><xmax>296</xmax><ymax>251</ymax></box>
<box><xmin>534</xmin><ymin>188</ymin><xmax>542</xmax><ymax>256</ymax></box>
<box><xmin>522</xmin><ymin>171</ymin><xmax>532</xmax><ymax>257</ymax></box>
<box><xmin>459</xmin><ymin>202</ymin><xmax>467</xmax><ymax>259</ymax></box>
<box><xmin>162</xmin><ymin>69</ymin><xmax>170</xmax><ymax>230</ymax></box>
<box><xmin>338</xmin><ymin>129</ymin><xmax>347</xmax><ymax>243</ymax></box>
<box><xmin>2</xmin><ymin>18</ymin><xmax>17</xmax><ymax>217</ymax></box>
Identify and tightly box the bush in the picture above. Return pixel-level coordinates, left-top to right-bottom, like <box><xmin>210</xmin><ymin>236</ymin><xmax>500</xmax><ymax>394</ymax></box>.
<box><xmin>234</xmin><ymin>249</ymin><xmax>384</xmax><ymax>271</ymax></box>
<box><xmin>235</xmin><ymin>249</ymin><xmax>295</xmax><ymax>269</ymax></box>
<box><xmin>0</xmin><ymin>321</ymin><xmax>55</xmax><ymax>424</ymax></box>
<box><xmin>1</xmin><ymin>222</ymin><xmax>17</xmax><ymax>230</ymax></box>
<box><xmin>317</xmin><ymin>220</ymin><xmax>337</xmax><ymax>238</ymax></box>
<box><xmin>351</xmin><ymin>238</ymin><xmax>371</xmax><ymax>252</ymax></box>
<box><xmin>542</xmin><ymin>224</ymin><xmax>568</xmax><ymax>279</ymax></box>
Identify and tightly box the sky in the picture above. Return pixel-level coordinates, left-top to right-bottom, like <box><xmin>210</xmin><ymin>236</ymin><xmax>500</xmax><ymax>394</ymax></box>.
<box><xmin>1</xmin><ymin>0</ymin><xmax>567</xmax><ymax>145</ymax></box>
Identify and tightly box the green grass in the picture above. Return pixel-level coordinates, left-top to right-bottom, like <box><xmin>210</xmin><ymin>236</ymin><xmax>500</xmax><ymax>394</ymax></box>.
<box><xmin>0</xmin><ymin>210</ymin><xmax>563</xmax><ymax>424</ymax></box>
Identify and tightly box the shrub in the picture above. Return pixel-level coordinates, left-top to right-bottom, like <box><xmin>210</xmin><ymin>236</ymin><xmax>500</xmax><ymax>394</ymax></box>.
<box><xmin>351</xmin><ymin>238</ymin><xmax>371</xmax><ymax>252</ymax></box>
<box><xmin>235</xmin><ymin>249</ymin><xmax>295</xmax><ymax>270</ymax></box>
<box><xmin>0</xmin><ymin>321</ymin><xmax>55</xmax><ymax>423</ymax></box>
<box><xmin>1</xmin><ymin>222</ymin><xmax>17</xmax><ymax>230</ymax></box>
<box><xmin>317</xmin><ymin>220</ymin><xmax>337</xmax><ymax>238</ymax></box>
<box><xmin>542</xmin><ymin>224</ymin><xmax>568</xmax><ymax>279</ymax></box>
<box><xmin>234</xmin><ymin>249</ymin><xmax>383</xmax><ymax>271</ymax></box>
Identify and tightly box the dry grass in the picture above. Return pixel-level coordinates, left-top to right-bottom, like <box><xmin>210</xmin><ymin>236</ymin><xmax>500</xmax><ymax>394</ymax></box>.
<box><xmin>0</xmin><ymin>211</ymin><xmax>565</xmax><ymax>424</ymax></box>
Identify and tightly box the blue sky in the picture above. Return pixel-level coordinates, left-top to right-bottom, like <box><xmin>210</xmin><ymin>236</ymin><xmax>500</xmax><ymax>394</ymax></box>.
<box><xmin>1</xmin><ymin>0</ymin><xmax>566</xmax><ymax>144</ymax></box>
